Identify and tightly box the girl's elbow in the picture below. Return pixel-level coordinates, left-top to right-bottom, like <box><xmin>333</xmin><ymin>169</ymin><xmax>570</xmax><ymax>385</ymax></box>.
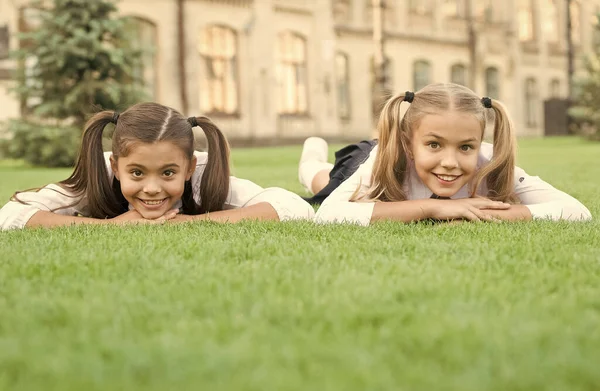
<box><xmin>570</xmin><ymin>205</ymin><xmax>592</xmax><ymax>221</ymax></box>
<box><xmin>282</xmin><ymin>198</ymin><xmax>315</xmax><ymax>221</ymax></box>
<box><xmin>254</xmin><ymin>188</ymin><xmax>314</xmax><ymax>221</ymax></box>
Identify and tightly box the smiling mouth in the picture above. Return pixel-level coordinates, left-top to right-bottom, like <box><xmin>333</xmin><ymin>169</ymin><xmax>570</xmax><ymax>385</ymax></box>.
<box><xmin>434</xmin><ymin>174</ymin><xmax>461</xmax><ymax>182</ymax></box>
<box><xmin>139</xmin><ymin>198</ymin><xmax>167</xmax><ymax>206</ymax></box>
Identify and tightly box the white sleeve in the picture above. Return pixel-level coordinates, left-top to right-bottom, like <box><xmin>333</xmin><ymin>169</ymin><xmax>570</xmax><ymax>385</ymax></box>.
<box><xmin>224</xmin><ymin>177</ymin><xmax>315</xmax><ymax>221</ymax></box>
<box><xmin>514</xmin><ymin>166</ymin><xmax>592</xmax><ymax>221</ymax></box>
<box><xmin>0</xmin><ymin>184</ymin><xmax>83</xmax><ymax>230</ymax></box>
<box><xmin>191</xmin><ymin>151</ymin><xmax>313</xmax><ymax>220</ymax></box>
<box><xmin>314</xmin><ymin>151</ymin><xmax>376</xmax><ymax>226</ymax></box>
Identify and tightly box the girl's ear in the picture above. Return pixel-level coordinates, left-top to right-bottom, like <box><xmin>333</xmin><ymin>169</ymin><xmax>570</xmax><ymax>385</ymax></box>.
<box><xmin>109</xmin><ymin>154</ymin><xmax>120</xmax><ymax>180</ymax></box>
<box><xmin>186</xmin><ymin>155</ymin><xmax>197</xmax><ymax>181</ymax></box>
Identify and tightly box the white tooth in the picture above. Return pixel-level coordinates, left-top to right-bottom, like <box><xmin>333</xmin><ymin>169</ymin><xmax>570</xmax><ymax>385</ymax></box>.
<box><xmin>438</xmin><ymin>175</ymin><xmax>457</xmax><ymax>181</ymax></box>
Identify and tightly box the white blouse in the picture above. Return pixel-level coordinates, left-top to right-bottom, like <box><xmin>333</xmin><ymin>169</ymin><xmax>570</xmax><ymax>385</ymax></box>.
<box><xmin>315</xmin><ymin>143</ymin><xmax>592</xmax><ymax>226</ymax></box>
<box><xmin>0</xmin><ymin>151</ymin><xmax>315</xmax><ymax>230</ymax></box>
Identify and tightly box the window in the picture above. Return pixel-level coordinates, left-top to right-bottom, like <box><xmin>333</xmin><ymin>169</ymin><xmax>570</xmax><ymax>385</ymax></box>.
<box><xmin>525</xmin><ymin>77</ymin><xmax>538</xmax><ymax>127</ymax></box>
<box><xmin>550</xmin><ymin>79</ymin><xmax>561</xmax><ymax>98</ymax></box>
<box><xmin>276</xmin><ymin>32</ymin><xmax>308</xmax><ymax>115</ymax></box>
<box><xmin>413</xmin><ymin>60</ymin><xmax>431</xmax><ymax>91</ymax></box>
<box><xmin>127</xmin><ymin>17</ymin><xmax>157</xmax><ymax>100</ymax></box>
<box><xmin>450</xmin><ymin>64</ymin><xmax>467</xmax><ymax>86</ymax></box>
<box><xmin>336</xmin><ymin>52</ymin><xmax>351</xmax><ymax>119</ymax></box>
<box><xmin>199</xmin><ymin>25</ymin><xmax>239</xmax><ymax>114</ymax></box>
<box><xmin>518</xmin><ymin>0</ymin><xmax>534</xmax><ymax>41</ymax></box>
<box><xmin>442</xmin><ymin>0</ymin><xmax>465</xmax><ymax>18</ymax></box>
<box><xmin>409</xmin><ymin>0</ymin><xmax>433</xmax><ymax>15</ymax></box>
<box><xmin>485</xmin><ymin>67</ymin><xmax>500</xmax><ymax>99</ymax></box>
<box><xmin>542</xmin><ymin>0</ymin><xmax>559</xmax><ymax>43</ymax></box>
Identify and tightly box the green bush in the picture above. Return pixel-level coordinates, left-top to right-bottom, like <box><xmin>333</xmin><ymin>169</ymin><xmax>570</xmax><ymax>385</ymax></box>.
<box><xmin>1</xmin><ymin>120</ymin><xmax>79</xmax><ymax>167</ymax></box>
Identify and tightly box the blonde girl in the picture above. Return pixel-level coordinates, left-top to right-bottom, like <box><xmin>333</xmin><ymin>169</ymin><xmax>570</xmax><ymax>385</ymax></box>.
<box><xmin>298</xmin><ymin>83</ymin><xmax>591</xmax><ymax>225</ymax></box>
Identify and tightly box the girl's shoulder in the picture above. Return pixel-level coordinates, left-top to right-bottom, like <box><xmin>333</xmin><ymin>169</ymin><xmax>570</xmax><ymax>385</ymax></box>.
<box><xmin>478</xmin><ymin>142</ymin><xmax>494</xmax><ymax>164</ymax></box>
<box><xmin>193</xmin><ymin>151</ymin><xmax>209</xmax><ymax>167</ymax></box>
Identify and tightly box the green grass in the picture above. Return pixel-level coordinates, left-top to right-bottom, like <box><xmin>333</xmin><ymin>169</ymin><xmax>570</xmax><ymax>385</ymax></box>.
<box><xmin>1</xmin><ymin>137</ymin><xmax>599</xmax><ymax>391</ymax></box>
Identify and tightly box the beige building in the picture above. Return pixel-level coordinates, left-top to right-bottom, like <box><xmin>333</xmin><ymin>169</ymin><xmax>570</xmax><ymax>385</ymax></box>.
<box><xmin>0</xmin><ymin>0</ymin><xmax>599</xmax><ymax>140</ymax></box>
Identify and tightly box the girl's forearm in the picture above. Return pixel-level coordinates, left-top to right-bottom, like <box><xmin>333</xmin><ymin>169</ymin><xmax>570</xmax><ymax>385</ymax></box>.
<box><xmin>371</xmin><ymin>199</ymin><xmax>436</xmax><ymax>223</ymax></box>
<box><xmin>26</xmin><ymin>210</ymin><xmax>110</xmax><ymax>228</ymax></box>
<box><xmin>175</xmin><ymin>202</ymin><xmax>280</xmax><ymax>223</ymax></box>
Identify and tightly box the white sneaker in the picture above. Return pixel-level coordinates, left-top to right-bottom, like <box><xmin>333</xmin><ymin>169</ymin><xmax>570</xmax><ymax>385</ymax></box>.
<box><xmin>299</xmin><ymin>137</ymin><xmax>328</xmax><ymax>165</ymax></box>
<box><xmin>298</xmin><ymin>137</ymin><xmax>331</xmax><ymax>193</ymax></box>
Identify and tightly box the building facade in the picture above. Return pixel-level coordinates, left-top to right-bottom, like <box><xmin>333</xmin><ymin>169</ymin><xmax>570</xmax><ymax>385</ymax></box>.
<box><xmin>0</xmin><ymin>0</ymin><xmax>598</xmax><ymax>140</ymax></box>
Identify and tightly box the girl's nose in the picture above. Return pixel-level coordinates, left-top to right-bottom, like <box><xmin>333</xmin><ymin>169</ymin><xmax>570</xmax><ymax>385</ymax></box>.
<box><xmin>143</xmin><ymin>181</ymin><xmax>161</xmax><ymax>195</ymax></box>
<box><xmin>441</xmin><ymin>152</ymin><xmax>459</xmax><ymax>169</ymax></box>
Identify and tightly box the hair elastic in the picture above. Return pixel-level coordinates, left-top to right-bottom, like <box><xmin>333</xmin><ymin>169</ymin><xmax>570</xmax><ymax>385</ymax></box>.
<box><xmin>404</xmin><ymin>91</ymin><xmax>415</xmax><ymax>103</ymax></box>
<box><xmin>188</xmin><ymin>116</ymin><xmax>199</xmax><ymax>127</ymax></box>
<box><xmin>111</xmin><ymin>112</ymin><xmax>120</xmax><ymax>124</ymax></box>
<box><xmin>481</xmin><ymin>97</ymin><xmax>493</xmax><ymax>108</ymax></box>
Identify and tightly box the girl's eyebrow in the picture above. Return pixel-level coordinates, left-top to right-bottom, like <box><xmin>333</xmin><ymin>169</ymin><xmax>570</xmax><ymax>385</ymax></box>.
<box><xmin>125</xmin><ymin>163</ymin><xmax>181</xmax><ymax>169</ymax></box>
<box><xmin>423</xmin><ymin>132</ymin><xmax>478</xmax><ymax>143</ymax></box>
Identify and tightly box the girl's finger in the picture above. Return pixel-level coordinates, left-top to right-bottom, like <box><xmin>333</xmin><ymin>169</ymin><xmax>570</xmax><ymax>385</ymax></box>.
<box><xmin>463</xmin><ymin>209</ymin><xmax>481</xmax><ymax>222</ymax></box>
<box><xmin>470</xmin><ymin>207</ymin><xmax>493</xmax><ymax>222</ymax></box>
<box><xmin>165</xmin><ymin>210</ymin><xmax>178</xmax><ymax>219</ymax></box>
<box><xmin>477</xmin><ymin>201</ymin><xmax>511</xmax><ymax>210</ymax></box>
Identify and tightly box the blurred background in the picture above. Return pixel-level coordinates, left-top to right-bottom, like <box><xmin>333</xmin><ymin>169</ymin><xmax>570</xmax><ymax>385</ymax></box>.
<box><xmin>0</xmin><ymin>0</ymin><xmax>599</xmax><ymax>163</ymax></box>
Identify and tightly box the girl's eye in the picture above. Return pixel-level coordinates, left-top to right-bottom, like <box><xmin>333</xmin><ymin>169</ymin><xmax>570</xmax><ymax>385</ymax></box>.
<box><xmin>164</xmin><ymin>170</ymin><xmax>175</xmax><ymax>177</ymax></box>
<box><xmin>131</xmin><ymin>170</ymin><xmax>143</xmax><ymax>177</ymax></box>
<box><xmin>460</xmin><ymin>145</ymin><xmax>473</xmax><ymax>152</ymax></box>
<box><xmin>428</xmin><ymin>142</ymin><xmax>440</xmax><ymax>149</ymax></box>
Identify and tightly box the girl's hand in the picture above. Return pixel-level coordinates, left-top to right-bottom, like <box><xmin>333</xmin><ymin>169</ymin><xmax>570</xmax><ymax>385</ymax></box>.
<box><xmin>429</xmin><ymin>198</ymin><xmax>510</xmax><ymax>222</ymax></box>
<box><xmin>109</xmin><ymin>209</ymin><xmax>179</xmax><ymax>225</ymax></box>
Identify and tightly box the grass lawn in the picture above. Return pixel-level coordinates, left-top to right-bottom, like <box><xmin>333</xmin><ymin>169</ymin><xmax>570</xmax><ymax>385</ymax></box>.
<box><xmin>1</xmin><ymin>137</ymin><xmax>599</xmax><ymax>391</ymax></box>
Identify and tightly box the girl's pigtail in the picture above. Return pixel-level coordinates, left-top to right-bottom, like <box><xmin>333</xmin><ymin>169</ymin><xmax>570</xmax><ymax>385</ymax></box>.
<box><xmin>355</xmin><ymin>93</ymin><xmax>411</xmax><ymax>202</ymax></box>
<box><xmin>60</xmin><ymin>111</ymin><xmax>123</xmax><ymax>218</ymax></box>
<box><xmin>471</xmin><ymin>99</ymin><xmax>518</xmax><ymax>202</ymax></box>
<box><xmin>189</xmin><ymin>116</ymin><xmax>231</xmax><ymax>213</ymax></box>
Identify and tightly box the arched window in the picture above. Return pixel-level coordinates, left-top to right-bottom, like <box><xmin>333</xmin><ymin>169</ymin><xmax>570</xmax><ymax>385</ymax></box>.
<box><xmin>335</xmin><ymin>52</ymin><xmax>351</xmax><ymax>119</ymax></box>
<box><xmin>525</xmin><ymin>77</ymin><xmax>538</xmax><ymax>127</ymax></box>
<box><xmin>485</xmin><ymin>67</ymin><xmax>500</xmax><ymax>99</ymax></box>
<box><xmin>450</xmin><ymin>63</ymin><xmax>467</xmax><ymax>86</ymax></box>
<box><xmin>276</xmin><ymin>32</ymin><xmax>308</xmax><ymax>115</ymax></box>
<box><xmin>518</xmin><ymin>0</ymin><xmax>534</xmax><ymax>41</ymax></box>
<box><xmin>413</xmin><ymin>60</ymin><xmax>431</xmax><ymax>91</ymax></box>
<box><xmin>550</xmin><ymin>79</ymin><xmax>561</xmax><ymax>98</ymax></box>
<box><xmin>199</xmin><ymin>25</ymin><xmax>239</xmax><ymax>114</ymax></box>
<box><xmin>127</xmin><ymin>17</ymin><xmax>158</xmax><ymax>100</ymax></box>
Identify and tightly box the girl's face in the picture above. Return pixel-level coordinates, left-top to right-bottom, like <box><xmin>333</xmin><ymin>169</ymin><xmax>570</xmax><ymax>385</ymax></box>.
<box><xmin>409</xmin><ymin>111</ymin><xmax>482</xmax><ymax>198</ymax></box>
<box><xmin>110</xmin><ymin>141</ymin><xmax>196</xmax><ymax>219</ymax></box>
